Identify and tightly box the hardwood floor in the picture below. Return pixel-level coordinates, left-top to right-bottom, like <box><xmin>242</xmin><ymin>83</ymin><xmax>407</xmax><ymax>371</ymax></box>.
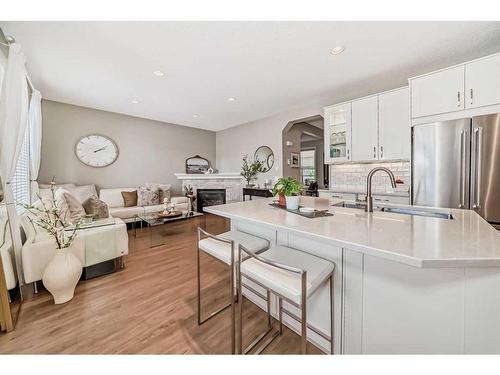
<box><xmin>0</xmin><ymin>214</ymin><xmax>320</xmax><ymax>354</ymax></box>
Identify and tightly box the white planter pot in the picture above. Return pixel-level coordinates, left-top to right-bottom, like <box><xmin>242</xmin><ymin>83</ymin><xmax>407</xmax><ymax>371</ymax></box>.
<box><xmin>285</xmin><ymin>196</ymin><xmax>300</xmax><ymax>210</ymax></box>
<box><xmin>42</xmin><ymin>248</ymin><xmax>83</xmax><ymax>304</ymax></box>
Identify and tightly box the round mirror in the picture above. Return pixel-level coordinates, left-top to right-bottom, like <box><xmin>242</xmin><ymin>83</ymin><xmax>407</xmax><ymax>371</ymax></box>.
<box><xmin>254</xmin><ymin>146</ymin><xmax>274</xmax><ymax>173</ymax></box>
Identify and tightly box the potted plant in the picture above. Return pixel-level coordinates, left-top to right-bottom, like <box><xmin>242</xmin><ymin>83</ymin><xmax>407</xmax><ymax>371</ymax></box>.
<box><xmin>240</xmin><ymin>155</ymin><xmax>265</xmax><ymax>187</ymax></box>
<box><xmin>22</xmin><ymin>182</ymin><xmax>83</xmax><ymax>304</ymax></box>
<box><xmin>272</xmin><ymin>177</ymin><xmax>304</xmax><ymax>209</ymax></box>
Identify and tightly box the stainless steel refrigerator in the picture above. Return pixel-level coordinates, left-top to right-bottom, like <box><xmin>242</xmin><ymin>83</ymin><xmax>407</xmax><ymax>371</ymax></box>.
<box><xmin>412</xmin><ymin>113</ymin><xmax>500</xmax><ymax>229</ymax></box>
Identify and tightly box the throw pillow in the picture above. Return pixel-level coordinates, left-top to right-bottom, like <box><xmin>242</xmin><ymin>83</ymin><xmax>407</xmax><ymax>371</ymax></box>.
<box><xmin>82</xmin><ymin>195</ymin><xmax>110</xmax><ymax>219</ymax></box>
<box><xmin>65</xmin><ymin>184</ymin><xmax>98</xmax><ymax>204</ymax></box>
<box><xmin>158</xmin><ymin>184</ymin><xmax>171</xmax><ymax>203</ymax></box>
<box><xmin>137</xmin><ymin>184</ymin><xmax>160</xmax><ymax>206</ymax></box>
<box><xmin>54</xmin><ymin>188</ymin><xmax>86</xmax><ymax>224</ymax></box>
<box><xmin>121</xmin><ymin>190</ymin><xmax>138</xmax><ymax>207</ymax></box>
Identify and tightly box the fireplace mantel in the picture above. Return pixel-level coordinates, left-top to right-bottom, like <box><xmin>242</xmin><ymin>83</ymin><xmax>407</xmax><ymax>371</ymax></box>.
<box><xmin>175</xmin><ymin>173</ymin><xmax>244</xmax><ymax>202</ymax></box>
<box><xmin>174</xmin><ymin>173</ymin><xmax>243</xmax><ymax>180</ymax></box>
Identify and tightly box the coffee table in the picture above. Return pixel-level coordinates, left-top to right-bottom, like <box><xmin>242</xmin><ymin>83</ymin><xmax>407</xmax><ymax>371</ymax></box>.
<box><xmin>134</xmin><ymin>211</ymin><xmax>203</xmax><ymax>247</ymax></box>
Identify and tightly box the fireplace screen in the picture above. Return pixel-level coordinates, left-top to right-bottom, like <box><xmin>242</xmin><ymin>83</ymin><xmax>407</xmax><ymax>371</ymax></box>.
<box><xmin>197</xmin><ymin>189</ymin><xmax>226</xmax><ymax>212</ymax></box>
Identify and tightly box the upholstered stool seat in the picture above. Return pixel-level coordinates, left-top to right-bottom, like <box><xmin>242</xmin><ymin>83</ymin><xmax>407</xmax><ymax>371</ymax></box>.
<box><xmin>198</xmin><ymin>230</ymin><xmax>269</xmax><ymax>265</ymax></box>
<box><xmin>240</xmin><ymin>246</ymin><xmax>334</xmax><ymax>305</ymax></box>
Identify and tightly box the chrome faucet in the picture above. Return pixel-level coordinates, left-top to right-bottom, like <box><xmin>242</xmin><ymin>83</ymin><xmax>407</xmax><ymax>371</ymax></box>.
<box><xmin>365</xmin><ymin>167</ymin><xmax>397</xmax><ymax>212</ymax></box>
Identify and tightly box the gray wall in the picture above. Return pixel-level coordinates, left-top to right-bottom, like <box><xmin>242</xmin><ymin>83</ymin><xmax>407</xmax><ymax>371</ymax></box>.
<box><xmin>40</xmin><ymin>100</ymin><xmax>216</xmax><ymax>195</ymax></box>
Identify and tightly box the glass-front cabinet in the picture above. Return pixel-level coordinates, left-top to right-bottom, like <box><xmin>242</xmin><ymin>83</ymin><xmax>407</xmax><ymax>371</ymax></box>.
<box><xmin>324</xmin><ymin>103</ymin><xmax>352</xmax><ymax>163</ymax></box>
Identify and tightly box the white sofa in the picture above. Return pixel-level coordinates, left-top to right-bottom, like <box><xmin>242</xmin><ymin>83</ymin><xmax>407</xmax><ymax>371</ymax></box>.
<box><xmin>99</xmin><ymin>188</ymin><xmax>190</xmax><ymax>223</ymax></box>
<box><xmin>20</xmin><ymin>214</ymin><xmax>129</xmax><ymax>285</ymax></box>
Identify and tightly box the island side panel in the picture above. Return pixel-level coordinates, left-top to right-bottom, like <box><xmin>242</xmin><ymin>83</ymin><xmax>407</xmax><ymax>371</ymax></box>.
<box><xmin>360</xmin><ymin>254</ymin><xmax>465</xmax><ymax>354</ymax></box>
<box><xmin>280</xmin><ymin>232</ymin><xmax>343</xmax><ymax>354</ymax></box>
<box><xmin>464</xmin><ymin>267</ymin><xmax>500</xmax><ymax>354</ymax></box>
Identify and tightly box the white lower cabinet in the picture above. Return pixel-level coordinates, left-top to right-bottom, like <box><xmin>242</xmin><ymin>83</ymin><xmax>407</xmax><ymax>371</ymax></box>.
<box><xmin>231</xmin><ymin>220</ymin><xmax>500</xmax><ymax>354</ymax></box>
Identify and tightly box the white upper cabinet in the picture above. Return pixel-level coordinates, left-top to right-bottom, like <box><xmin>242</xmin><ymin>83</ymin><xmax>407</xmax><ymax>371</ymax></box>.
<box><xmin>411</xmin><ymin>65</ymin><xmax>465</xmax><ymax>118</ymax></box>
<box><xmin>351</xmin><ymin>96</ymin><xmax>379</xmax><ymax>162</ymax></box>
<box><xmin>379</xmin><ymin>88</ymin><xmax>410</xmax><ymax>160</ymax></box>
<box><xmin>465</xmin><ymin>54</ymin><xmax>500</xmax><ymax>109</ymax></box>
<box><xmin>324</xmin><ymin>103</ymin><xmax>352</xmax><ymax>163</ymax></box>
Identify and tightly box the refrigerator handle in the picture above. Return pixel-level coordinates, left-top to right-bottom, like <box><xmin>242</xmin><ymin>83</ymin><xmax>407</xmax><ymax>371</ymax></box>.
<box><xmin>473</xmin><ymin>127</ymin><xmax>483</xmax><ymax>209</ymax></box>
<box><xmin>459</xmin><ymin>130</ymin><xmax>466</xmax><ymax>208</ymax></box>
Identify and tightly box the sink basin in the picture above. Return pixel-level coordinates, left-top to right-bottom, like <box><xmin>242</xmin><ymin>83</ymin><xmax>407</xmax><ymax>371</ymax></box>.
<box><xmin>333</xmin><ymin>201</ymin><xmax>454</xmax><ymax>220</ymax></box>
<box><xmin>379</xmin><ymin>207</ymin><xmax>453</xmax><ymax>220</ymax></box>
<box><xmin>332</xmin><ymin>201</ymin><xmax>366</xmax><ymax>210</ymax></box>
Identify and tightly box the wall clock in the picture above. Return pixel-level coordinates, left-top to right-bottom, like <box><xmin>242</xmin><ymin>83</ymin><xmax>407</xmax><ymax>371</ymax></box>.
<box><xmin>75</xmin><ymin>134</ymin><xmax>119</xmax><ymax>168</ymax></box>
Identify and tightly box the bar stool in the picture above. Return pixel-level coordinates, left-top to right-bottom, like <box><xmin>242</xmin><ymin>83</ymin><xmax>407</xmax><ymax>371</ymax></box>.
<box><xmin>237</xmin><ymin>244</ymin><xmax>335</xmax><ymax>354</ymax></box>
<box><xmin>197</xmin><ymin>227</ymin><xmax>270</xmax><ymax>354</ymax></box>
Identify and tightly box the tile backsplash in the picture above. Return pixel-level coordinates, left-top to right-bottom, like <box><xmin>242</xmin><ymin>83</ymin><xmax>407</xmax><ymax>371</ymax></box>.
<box><xmin>329</xmin><ymin>161</ymin><xmax>410</xmax><ymax>194</ymax></box>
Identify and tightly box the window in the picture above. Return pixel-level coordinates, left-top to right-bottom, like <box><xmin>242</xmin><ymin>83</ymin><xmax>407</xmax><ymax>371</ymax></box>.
<box><xmin>11</xmin><ymin>128</ymin><xmax>30</xmax><ymax>213</ymax></box>
<box><xmin>300</xmin><ymin>149</ymin><xmax>316</xmax><ymax>186</ymax></box>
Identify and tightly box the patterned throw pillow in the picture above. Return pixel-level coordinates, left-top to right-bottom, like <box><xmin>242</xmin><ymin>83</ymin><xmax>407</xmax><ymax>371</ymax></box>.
<box><xmin>158</xmin><ymin>184</ymin><xmax>171</xmax><ymax>203</ymax></box>
<box><xmin>54</xmin><ymin>188</ymin><xmax>86</xmax><ymax>224</ymax></box>
<box><xmin>137</xmin><ymin>184</ymin><xmax>160</xmax><ymax>206</ymax></box>
<box><xmin>82</xmin><ymin>195</ymin><xmax>110</xmax><ymax>219</ymax></box>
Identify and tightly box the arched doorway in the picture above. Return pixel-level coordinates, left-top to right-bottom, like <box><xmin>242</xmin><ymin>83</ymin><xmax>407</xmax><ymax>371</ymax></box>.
<box><xmin>281</xmin><ymin>115</ymin><xmax>328</xmax><ymax>189</ymax></box>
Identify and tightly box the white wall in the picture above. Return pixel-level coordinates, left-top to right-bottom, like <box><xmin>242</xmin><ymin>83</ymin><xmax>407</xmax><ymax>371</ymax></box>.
<box><xmin>216</xmin><ymin>100</ymin><xmax>332</xmax><ymax>185</ymax></box>
<box><xmin>40</xmin><ymin>100</ymin><xmax>216</xmax><ymax>195</ymax></box>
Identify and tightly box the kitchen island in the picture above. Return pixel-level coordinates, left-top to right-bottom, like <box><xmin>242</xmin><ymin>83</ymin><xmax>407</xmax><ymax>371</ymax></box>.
<box><xmin>205</xmin><ymin>198</ymin><xmax>500</xmax><ymax>354</ymax></box>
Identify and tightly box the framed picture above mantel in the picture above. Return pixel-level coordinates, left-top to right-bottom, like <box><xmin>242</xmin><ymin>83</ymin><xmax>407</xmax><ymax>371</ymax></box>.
<box><xmin>185</xmin><ymin>155</ymin><xmax>211</xmax><ymax>174</ymax></box>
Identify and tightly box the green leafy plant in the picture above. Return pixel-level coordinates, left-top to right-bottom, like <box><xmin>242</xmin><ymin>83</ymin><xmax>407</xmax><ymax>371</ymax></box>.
<box><xmin>240</xmin><ymin>155</ymin><xmax>265</xmax><ymax>186</ymax></box>
<box><xmin>272</xmin><ymin>177</ymin><xmax>304</xmax><ymax>197</ymax></box>
<box><xmin>21</xmin><ymin>181</ymin><xmax>81</xmax><ymax>249</ymax></box>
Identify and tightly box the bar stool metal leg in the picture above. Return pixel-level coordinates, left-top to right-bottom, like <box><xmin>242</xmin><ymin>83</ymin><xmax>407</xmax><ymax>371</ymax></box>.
<box><xmin>301</xmin><ymin>272</ymin><xmax>307</xmax><ymax>354</ymax></box>
<box><xmin>278</xmin><ymin>297</ymin><xmax>283</xmax><ymax>335</ymax></box>
<box><xmin>330</xmin><ymin>274</ymin><xmax>334</xmax><ymax>354</ymax></box>
<box><xmin>196</xmin><ymin>228</ymin><xmax>236</xmax><ymax>354</ymax></box>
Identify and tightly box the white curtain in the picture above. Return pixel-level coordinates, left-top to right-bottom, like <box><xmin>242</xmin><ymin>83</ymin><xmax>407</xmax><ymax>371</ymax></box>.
<box><xmin>0</xmin><ymin>43</ymin><xmax>29</xmax><ymax>286</ymax></box>
<box><xmin>0</xmin><ymin>43</ymin><xmax>29</xmax><ymax>189</ymax></box>
<box><xmin>29</xmin><ymin>89</ymin><xmax>42</xmax><ymax>201</ymax></box>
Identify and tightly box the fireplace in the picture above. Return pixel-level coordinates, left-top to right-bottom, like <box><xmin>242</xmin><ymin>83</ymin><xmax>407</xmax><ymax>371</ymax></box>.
<box><xmin>197</xmin><ymin>189</ymin><xmax>226</xmax><ymax>213</ymax></box>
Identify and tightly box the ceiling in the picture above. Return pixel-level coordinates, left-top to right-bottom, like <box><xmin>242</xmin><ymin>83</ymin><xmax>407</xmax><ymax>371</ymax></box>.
<box><xmin>2</xmin><ymin>21</ymin><xmax>500</xmax><ymax>132</ymax></box>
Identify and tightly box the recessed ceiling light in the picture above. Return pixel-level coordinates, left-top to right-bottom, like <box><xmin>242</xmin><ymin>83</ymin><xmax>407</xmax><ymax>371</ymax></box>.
<box><xmin>153</xmin><ymin>70</ymin><xmax>165</xmax><ymax>77</ymax></box>
<box><xmin>227</xmin><ymin>97</ymin><xmax>236</xmax><ymax>102</ymax></box>
<box><xmin>193</xmin><ymin>114</ymin><xmax>199</xmax><ymax>118</ymax></box>
<box><xmin>330</xmin><ymin>46</ymin><xmax>345</xmax><ymax>55</ymax></box>
<box><xmin>131</xmin><ymin>100</ymin><xmax>140</xmax><ymax>104</ymax></box>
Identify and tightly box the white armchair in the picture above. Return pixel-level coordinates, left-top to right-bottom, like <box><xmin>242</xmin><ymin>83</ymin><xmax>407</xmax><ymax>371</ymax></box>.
<box><xmin>0</xmin><ymin>215</ymin><xmax>17</xmax><ymax>291</ymax></box>
<box><xmin>20</xmin><ymin>215</ymin><xmax>129</xmax><ymax>285</ymax></box>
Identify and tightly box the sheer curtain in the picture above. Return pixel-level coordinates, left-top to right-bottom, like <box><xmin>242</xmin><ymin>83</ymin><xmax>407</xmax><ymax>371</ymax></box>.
<box><xmin>29</xmin><ymin>89</ymin><xmax>42</xmax><ymax>201</ymax></box>
<box><xmin>0</xmin><ymin>43</ymin><xmax>29</xmax><ymax>285</ymax></box>
<box><xmin>0</xmin><ymin>43</ymin><xmax>29</xmax><ymax>193</ymax></box>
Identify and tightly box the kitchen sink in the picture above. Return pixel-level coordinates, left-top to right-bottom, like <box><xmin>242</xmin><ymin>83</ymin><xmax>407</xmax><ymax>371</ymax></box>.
<box><xmin>332</xmin><ymin>201</ymin><xmax>454</xmax><ymax>220</ymax></box>
<box><xmin>379</xmin><ymin>207</ymin><xmax>453</xmax><ymax>220</ymax></box>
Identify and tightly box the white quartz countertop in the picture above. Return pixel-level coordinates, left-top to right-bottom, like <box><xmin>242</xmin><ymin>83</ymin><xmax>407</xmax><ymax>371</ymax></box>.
<box><xmin>205</xmin><ymin>198</ymin><xmax>500</xmax><ymax>268</ymax></box>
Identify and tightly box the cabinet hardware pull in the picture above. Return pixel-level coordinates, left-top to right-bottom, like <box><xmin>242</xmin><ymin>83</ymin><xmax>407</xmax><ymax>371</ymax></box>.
<box><xmin>373</xmin><ymin>146</ymin><xmax>376</xmax><ymax>159</ymax></box>
<box><xmin>470</xmin><ymin>88</ymin><xmax>474</xmax><ymax>105</ymax></box>
<box><xmin>380</xmin><ymin>146</ymin><xmax>384</xmax><ymax>159</ymax></box>
<box><xmin>347</xmin><ymin>149</ymin><xmax>350</xmax><ymax>160</ymax></box>
<box><xmin>457</xmin><ymin>91</ymin><xmax>461</xmax><ymax>107</ymax></box>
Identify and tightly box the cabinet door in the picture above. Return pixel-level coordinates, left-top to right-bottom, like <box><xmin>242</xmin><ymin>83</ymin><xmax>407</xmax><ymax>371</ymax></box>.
<box><xmin>466</xmin><ymin>54</ymin><xmax>500</xmax><ymax>109</ymax></box>
<box><xmin>324</xmin><ymin>103</ymin><xmax>352</xmax><ymax>163</ymax></box>
<box><xmin>378</xmin><ymin>87</ymin><xmax>410</xmax><ymax>160</ymax></box>
<box><xmin>351</xmin><ymin>96</ymin><xmax>378</xmax><ymax>162</ymax></box>
<box><xmin>411</xmin><ymin>66</ymin><xmax>465</xmax><ymax>118</ymax></box>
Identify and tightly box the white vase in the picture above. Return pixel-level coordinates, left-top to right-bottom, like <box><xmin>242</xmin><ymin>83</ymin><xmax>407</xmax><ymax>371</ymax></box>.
<box><xmin>42</xmin><ymin>248</ymin><xmax>83</xmax><ymax>304</ymax></box>
<box><xmin>285</xmin><ymin>195</ymin><xmax>300</xmax><ymax>210</ymax></box>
